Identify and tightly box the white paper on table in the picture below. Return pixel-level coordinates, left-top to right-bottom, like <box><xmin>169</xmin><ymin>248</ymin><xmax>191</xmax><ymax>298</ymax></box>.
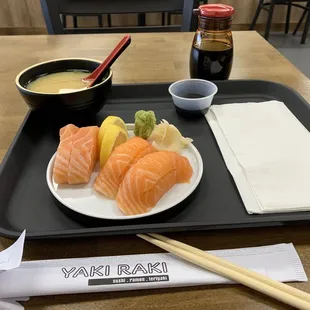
<box><xmin>0</xmin><ymin>230</ymin><xmax>26</xmax><ymax>309</ymax></box>
<box><xmin>0</xmin><ymin>243</ymin><xmax>306</xmax><ymax>299</ymax></box>
<box><xmin>206</xmin><ymin>100</ymin><xmax>310</xmax><ymax>214</ymax></box>
<box><xmin>0</xmin><ymin>299</ymin><xmax>26</xmax><ymax>310</ymax></box>
<box><xmin>0</xmin><ymin>230</ymin><xmax>25</xmax><ymax>272</ymax></box>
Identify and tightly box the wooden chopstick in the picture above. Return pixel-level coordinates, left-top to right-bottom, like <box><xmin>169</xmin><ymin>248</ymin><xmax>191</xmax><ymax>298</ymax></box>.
<box><xmin>149</xmin><ymin>233</ymin><xmax>310</xmax><ymax>303</ymax></box>
<box><xmin>137</xmin><ymin>233</ymin><xmax>310</xmax><ymax>310</ymax></box>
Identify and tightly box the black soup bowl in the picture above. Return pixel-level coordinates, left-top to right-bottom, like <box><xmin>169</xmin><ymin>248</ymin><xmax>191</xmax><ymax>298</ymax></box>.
<box><xmin>15</xmin><ymin>58</ymin><xmax>112</xmax><ymax>117</ymax></box>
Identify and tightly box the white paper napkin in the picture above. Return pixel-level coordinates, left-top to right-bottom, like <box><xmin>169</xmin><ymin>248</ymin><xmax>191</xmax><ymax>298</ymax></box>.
<box><xmin>0</xmin><ymin>299</ymin><xmax>24</xmax><ymax>310</ymax></box>
<box><xmin>0</xmin><ymin>242</ymin><xmax>306</xmax><ymax>298</ymax></box>
<box><xmin>0</xmin><ymin>230</ymin><xmax>25</xmax><ymax>272</ymax></box>
<box><xmin>0</xmin><ymin>231</ymin><xmax>26</xmax><ymax>309</ymax></box>
<box><xmin>206</xmin><ymin>100</ymin><xmax>310</xmax><ymax>214</ymax></box>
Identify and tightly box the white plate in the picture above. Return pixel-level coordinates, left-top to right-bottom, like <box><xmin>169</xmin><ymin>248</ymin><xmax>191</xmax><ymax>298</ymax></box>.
<box><xmin>46</xmin><ymin>124</ymin><xmax>203</xmax><ymax>220</ymax></box>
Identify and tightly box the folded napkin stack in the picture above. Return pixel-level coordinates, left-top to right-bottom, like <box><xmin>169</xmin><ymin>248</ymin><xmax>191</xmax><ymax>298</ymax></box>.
<box><xmin>206</xmin><ymin>100</ymin><xmax>310</xmax><ymax>214</ymax></box>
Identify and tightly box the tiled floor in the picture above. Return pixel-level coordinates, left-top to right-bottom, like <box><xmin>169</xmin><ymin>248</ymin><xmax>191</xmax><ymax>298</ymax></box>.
<box><xmin>267</xmin><ymin>32</ymin><xmax>310</xmax><ymax>78</ymax></box>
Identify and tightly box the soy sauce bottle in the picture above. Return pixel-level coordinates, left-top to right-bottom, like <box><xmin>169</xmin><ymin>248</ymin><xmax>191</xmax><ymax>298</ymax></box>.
<box><xmin>190</xmin><ymin>4</ymin><xmax>234</xmax><ymax>81</ymax></box>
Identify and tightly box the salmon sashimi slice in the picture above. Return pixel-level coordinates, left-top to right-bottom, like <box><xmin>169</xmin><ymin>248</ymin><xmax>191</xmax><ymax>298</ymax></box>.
<box><xmin>116</xmin><ymin>151</ymin><xmax>193</xmax><ymax>215</ymax></box>
<box><xmin>53</xmin><ymin>124</ymin><xmax>79</xmax><ymax>184</ymax></box>
<box><xmin>94</xmin><ymin>136</ymin><xmax>156</xmax><ymax>199</ymax></box>
<box><xmin>67</xmin><ymin>126</ymin><xmax>99</xmax><ymax>184</ymax></box>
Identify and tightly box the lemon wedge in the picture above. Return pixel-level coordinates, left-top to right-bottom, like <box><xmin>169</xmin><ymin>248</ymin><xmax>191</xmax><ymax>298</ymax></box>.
<box><xmin>99</xmin><ymin>116</ymin><xmax>127</xmax><ymax>149</ymax></box>
<box><xmin>100</xmin><ymin>124</ymin><xmax>128</xmax><ymax>167</ymax></box>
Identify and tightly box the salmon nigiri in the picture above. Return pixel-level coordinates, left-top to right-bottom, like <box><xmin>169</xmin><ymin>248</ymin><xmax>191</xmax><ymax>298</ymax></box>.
<box><xmin>67</xmin><ymin>126</ymin><xmax>99</xmax><ymax>184</ymax></box>
<box><xmin>116</xmin><ymin>151</ymin><xmax>193</xmax><ymax>215</ymax></box>
<box><xmin>94</xmin><ymin>137</ymin><xmax>156</xmax><ymax>198</ymax></box>
<box><xmin>53</xmin><ymin>124</ymin><xmax>79</xmax><ymax>184</ymax></box>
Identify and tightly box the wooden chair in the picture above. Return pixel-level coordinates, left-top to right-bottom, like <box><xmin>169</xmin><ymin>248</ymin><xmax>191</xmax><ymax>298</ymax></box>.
<box><xmin>40</xmin><ymin>0</ymin><xmax>199</xmax><ymax>34</ymax></box>
<box><xmin>165</xmin><ymin>1</ymin><xmax>208</xmax><ymax>26</ymax></box>
<box><xmin>250</xmin><ymin>0</ymin><xmax>310</xmax><ymax>43</ymax></box>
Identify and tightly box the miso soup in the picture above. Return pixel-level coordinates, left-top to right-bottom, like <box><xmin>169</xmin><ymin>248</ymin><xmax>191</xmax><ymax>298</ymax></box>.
<box><xmin>26</xmin><ymin>70</ymin><xmax>90</xmax><ymax>94</ymax></box>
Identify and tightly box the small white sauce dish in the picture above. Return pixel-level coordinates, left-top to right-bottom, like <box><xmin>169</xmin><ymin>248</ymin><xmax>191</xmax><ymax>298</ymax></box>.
<box><xmin>169</xmin><ymin>79</ymin><xmax>218</xmax><ymax>117</ymax></box>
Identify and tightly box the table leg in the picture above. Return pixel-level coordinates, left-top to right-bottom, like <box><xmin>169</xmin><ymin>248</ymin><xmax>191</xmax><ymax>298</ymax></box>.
<box><xmin>293</xmin><ymin>9</ymin><xmax>307</xmax><ymax>35</ymax></box>
<box><xmin>138</xmin><ymin>13</ymin><xmax>146</xmax><ymax>26</ymax></box>
<box><xmin>107</xmin><ymin>14</ymin><xmax>112</xmax><ymax>27</ymax></box>
<box><xmin>98</xmin><ymin>15</ymin><xmax>103</xmax><ymax>27</ymax></box>
<box><xmin>73</xmin><ymin>16</ymin><xmax>78</xmax><ymax>28</ymax></box>
<box><xmin>250</xmin><ymin>0</ymin><xmax>264</xmax><ymax>30</ymax></box>
<box><xmin>265</xmin><ymin>1</ymin><xmax>275</xmax><ymax>40</ymax></box>
<box><xmin>285</xmin><ymin>0</ymin><xmax>292</xmax><ymax>34</ymax></box>
<box><xmin>301</xmin><ymin>7</ymin><xmax>310</xmax><ymax>44</ymax></box>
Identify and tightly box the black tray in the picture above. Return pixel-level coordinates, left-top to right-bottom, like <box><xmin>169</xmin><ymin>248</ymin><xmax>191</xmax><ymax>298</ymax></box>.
<box><xmin>1</xmin><ymin>80</ymin><xmax>310</xmax><ymax>239</ymax></box>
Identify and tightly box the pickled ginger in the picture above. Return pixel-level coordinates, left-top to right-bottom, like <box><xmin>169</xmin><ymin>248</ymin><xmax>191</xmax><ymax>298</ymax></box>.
<box><xmin>147</xmin><ymin>119</ymin><xmax>193</xmax><ymax>153</ymax></box>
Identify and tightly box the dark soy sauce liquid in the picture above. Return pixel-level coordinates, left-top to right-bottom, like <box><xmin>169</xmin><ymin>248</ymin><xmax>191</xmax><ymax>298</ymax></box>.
<box><xmin>190</xmin><ymin>41</ymin><xmax>233</xmax><ymax>80</ymax></box>
<box><xmin>179</xmin><ymin>93</ymin><xmax>205</xmax><ymax>99</ymax></box>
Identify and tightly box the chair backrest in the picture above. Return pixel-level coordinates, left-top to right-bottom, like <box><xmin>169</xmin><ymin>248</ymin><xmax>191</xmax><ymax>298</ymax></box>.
<box><xmin>40</xmin><ymin>0</ymin><xmax>198</xmax><ymax>34</ymax></box>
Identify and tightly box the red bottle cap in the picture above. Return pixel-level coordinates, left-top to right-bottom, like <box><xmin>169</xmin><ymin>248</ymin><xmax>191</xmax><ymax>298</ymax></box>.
<box><xmin>197</xmin><ymin>4</ymin><xmax>235</xmax><ymax>18</ymax></box>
